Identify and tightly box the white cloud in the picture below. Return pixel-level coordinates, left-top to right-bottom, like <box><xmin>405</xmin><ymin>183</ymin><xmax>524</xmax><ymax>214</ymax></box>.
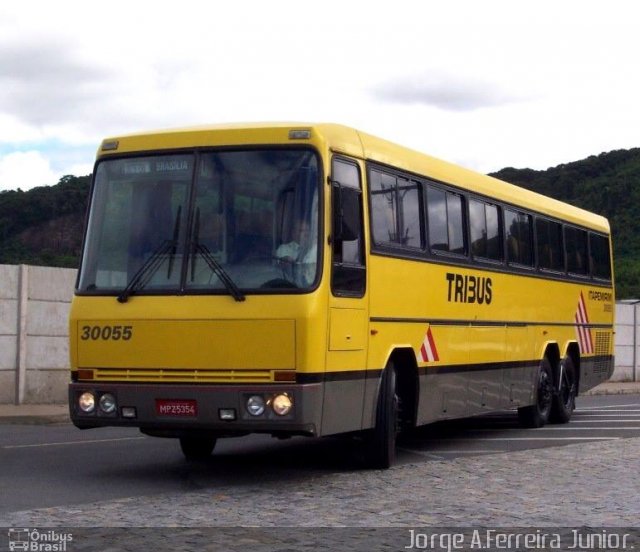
<box><xmin>0</xmin><ymin>151</ymin><xmax>59</xmax><ymax>191</ymax></box>
<box><xmin>64</xmin><ymin>162</ymin><xmax>93</xmax><ymax>178</ymax></box>
<box><xmin>371</xmin><ymin>71</ymin><xmax>534</xmax><ymax>112</ymax></box>
<box><xmin>0</xmin><ymin>114</ymin><xmax>45</xmax><ymax>143</ymax></box>
<box><xmin>0</xmin><ymin>0</ymin><xmax>638</xmax><ymax>183</ymax></box>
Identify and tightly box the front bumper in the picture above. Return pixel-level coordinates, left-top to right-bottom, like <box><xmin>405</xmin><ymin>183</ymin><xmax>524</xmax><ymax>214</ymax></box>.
<box><xmin>69</xmin><ymin>381</ymin><xmax>323</xmax><ymax>437</ymax></box>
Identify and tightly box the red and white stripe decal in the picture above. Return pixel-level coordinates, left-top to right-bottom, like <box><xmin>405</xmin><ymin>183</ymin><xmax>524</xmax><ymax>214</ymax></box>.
<box><xmin>418</xmin><ymin>327</ymin><xmax>439</xmax><ymax>363</ymax></box>
<box><xmin>575</xmin><ymin>292</ymin><xmax>594</xmax><ymax>354</ymax></box>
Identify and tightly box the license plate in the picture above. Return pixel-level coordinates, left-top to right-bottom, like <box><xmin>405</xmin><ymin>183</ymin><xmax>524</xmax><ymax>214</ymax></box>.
<box><xmin>155</xmin><ymin>399</ymin><xmax>198</xmax><ymax>417</ymax></box>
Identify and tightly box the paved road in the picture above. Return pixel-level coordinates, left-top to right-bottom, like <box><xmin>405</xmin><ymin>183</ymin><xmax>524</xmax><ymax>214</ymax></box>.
<box><xmin>1</xmin><ymin>394</ymin><xmax>639</xmax><ymax>515</ymax></box>
<box><xmin>398</xmin><ymin>393</ymin><xmax>640</xmax><ymax>461</ymax></box>
<box><xmin>2</xmin><ymin>394</ymin><xmax>640</xmax><ymax>550</ymax></box>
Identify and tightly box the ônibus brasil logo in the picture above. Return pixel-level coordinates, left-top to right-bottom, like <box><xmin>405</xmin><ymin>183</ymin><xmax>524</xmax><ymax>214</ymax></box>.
<box><xmin>7</xmin><ymin>528</ymin><xmax>73</xmax><ymax>551</ymax></box>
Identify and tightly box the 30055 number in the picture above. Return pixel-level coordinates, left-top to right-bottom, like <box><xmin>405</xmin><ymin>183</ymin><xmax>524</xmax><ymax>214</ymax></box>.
<box><xmin>80</xmin><ymin>325</ymin><xmax>133</xmax><ymax>341</ymax></box>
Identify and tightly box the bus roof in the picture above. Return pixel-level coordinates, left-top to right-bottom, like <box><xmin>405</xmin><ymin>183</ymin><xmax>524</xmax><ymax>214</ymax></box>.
<box><xmin>99</xmin><ymin>122</ymin><xmax>610</xmax><ymax>234</ymax></box>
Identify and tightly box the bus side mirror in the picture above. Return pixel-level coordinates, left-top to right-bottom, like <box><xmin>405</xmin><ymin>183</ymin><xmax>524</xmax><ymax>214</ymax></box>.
<box><xmin>333</xmin><ymin>184</ymin><xmax>360</xmax><ymax>242</ymax></box>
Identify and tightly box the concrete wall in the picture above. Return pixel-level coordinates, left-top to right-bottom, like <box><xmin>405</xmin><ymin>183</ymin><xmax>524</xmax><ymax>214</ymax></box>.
<box><xmin>0</xmin><ymin>263</ymin><xmax>638</xmax><ymax>403</ymax></box>
<box><xmin>0</xmin><ymin>264</ymin><xmax>76</xmax><ymax>404</ymax></box>
<box><xmin>614</xmin><ymin>301</ymin><xmax>640</xmax><ymax>382</ymax></box>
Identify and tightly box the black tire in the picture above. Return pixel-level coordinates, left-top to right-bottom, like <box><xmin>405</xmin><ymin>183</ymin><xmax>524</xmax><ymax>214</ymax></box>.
<box><xmin>550</xmin><ymin>356</ymin><xmax>577</xmax><ymax>424</ymax></box>
<box><xmin>179</xmin><ymin>435</ymin><xmax>217</xmax><ymax>460</ymax></box>
<box><xmin>518</xmin><ymin>356</ymin><xmax>554</xmax><ymax>428</ymax></box>
<box><xmin>365</xmin><ymin>362</ymin><xmax>399</xmax><ymax>469</ymax></box>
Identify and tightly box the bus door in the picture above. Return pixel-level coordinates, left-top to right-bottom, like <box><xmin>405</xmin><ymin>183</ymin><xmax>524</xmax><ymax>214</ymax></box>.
<box><xmin>322</xmin><ymin>157</ymin><xmax>368</xmax><ymax>435</ymax></box>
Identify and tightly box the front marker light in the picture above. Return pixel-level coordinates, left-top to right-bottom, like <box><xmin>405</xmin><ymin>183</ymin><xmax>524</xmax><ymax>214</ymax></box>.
<box><xmin>271</xmin><ymin>393</ymin><xmax>293</xmax><ymax>416</ymax></box>
<box><xmin>79</xmin><ymin>392</ymin><xmax>96</xmax><ymax>413</ymax></box>
<box><xmin>99</xmin><ymin>393</ymin><xmax>117</xmax><ymax>414</ymax></box>
<box><xmin>246</xmin><ymin>395</ymin><xmax>265</xmax><ymax>416</ymax></box>
<box><xmin>121</xmin><ymin>407</ymin><xmax>137</xmax><ymax>419</ymax></box>
<box><xmin>219</xmin><ymin>408</ymin><xmax>237</xmax><ymax>421</ymax></box>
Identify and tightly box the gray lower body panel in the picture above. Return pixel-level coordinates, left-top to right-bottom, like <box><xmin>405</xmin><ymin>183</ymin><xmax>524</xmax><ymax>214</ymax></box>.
<box><xmin>416</xmin><ymin>363</ymin><xmax>538</xmax><ymax>425</ymax></box>
<box><xmin>579</xmin><ymin>355</ymin><xmax>615</xmax><ymax>393</ymax></box>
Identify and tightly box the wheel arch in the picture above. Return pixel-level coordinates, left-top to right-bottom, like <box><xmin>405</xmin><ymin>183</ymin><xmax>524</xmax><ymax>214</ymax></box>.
<box><xmin>540</xmin><ymin>341</ymin><xmax>561</xmax><ymax>390</ymax></box>
<box><xmin>564</xmin><ymin>341</ymin><xmax>581</xmax><ymax>395</ymax></box>
<box><xmin>379</xmin><ymin>347</ymin><xmax>419</xmax><ymax>429</ymax></box>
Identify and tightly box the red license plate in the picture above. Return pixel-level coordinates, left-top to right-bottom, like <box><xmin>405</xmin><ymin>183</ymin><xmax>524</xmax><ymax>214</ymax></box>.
<box><xmin>155</xmin><ymin>399</ymin><xmax>198</xmax><ymax>417</ymax></box>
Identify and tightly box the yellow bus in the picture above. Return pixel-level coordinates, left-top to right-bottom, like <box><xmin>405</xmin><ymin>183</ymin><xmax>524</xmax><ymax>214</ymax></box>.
<box><xmin>69</xmin><ymin>123</ymin><xmax>614</xmax><ymax>468</ymax></box>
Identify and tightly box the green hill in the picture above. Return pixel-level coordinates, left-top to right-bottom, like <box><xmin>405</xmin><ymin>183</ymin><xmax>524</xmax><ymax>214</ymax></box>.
<box><xmin>0</xmin><ymin>175</ymin><xmax>89</xmax><ymax>268</ymax></box>
<box><xmin>491</xmin><ymin>148</ymin><xmax>640</xmax><ymax>299</ymax></box>
<box><xmin>0</xmin><ymin>148</ymin><xmax>638</xmax><ymax>298</ymax></box>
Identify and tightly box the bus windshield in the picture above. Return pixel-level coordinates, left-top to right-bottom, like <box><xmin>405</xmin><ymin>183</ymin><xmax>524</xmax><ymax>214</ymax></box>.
<box><xmin>78</xmin><ymin>149</ymin><xmax>320</xmax><ymax>295</ymax></box>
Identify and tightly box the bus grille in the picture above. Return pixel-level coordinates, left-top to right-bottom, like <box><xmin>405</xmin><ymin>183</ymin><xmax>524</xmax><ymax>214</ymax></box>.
<box><xmin>91</xmin><ymin>368</ymin><xmax>274</xmax><ymax>383</ymax></box>
<box><xmin>593</xmin><ymin>331</ymin><xmax>612</xmax><ymax>375</ymax></box>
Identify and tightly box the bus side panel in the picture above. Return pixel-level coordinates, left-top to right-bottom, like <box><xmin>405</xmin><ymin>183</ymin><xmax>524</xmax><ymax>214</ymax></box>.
<box><xmin>465</xmin><ymin>326</ymin><xmax>506</xmax><ymax>414</ymax></box>
<box><xmin>417</xmin><ymin>369</ymin><xmax>468</xmax><ymax>424</ymax></box>
<box><xmin>503</xmin><ymin>326</ymin><xmax>536</xmax><ymax>408</ymax></box>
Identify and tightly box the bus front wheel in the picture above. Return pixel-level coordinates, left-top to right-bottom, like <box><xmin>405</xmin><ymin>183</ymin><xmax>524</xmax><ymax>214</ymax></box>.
<box><xmin>518</xmin><ymin>357</ymin><xmax>553</xmax><ymax>428</ymax></box>
<box><xmin>365</xmin><ymin>362</ymin><xmax>399</xmax><ymax>469</ymax></box>
<box><xmin>179</xmin><ymin>435</ymin><xmax>217</xmax><ymax>460</ymax></box>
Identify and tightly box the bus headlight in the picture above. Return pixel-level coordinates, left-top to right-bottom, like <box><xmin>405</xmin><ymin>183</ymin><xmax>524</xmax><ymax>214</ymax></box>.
<box><xmin>99</xmin><ymin>393</ymin><xmax>117</xmax><ymax>414</ymax></box>
<box><xmin>78</xmin><ymin>392</ymin><xmax>96</xmax><ymax>413</ymax></box>
<box><xmin>271</xmin><ymin>393</ymin><xmax>293</xmax><ymax>416</ymax></box>
<box><xmin>246</xmin><ymin>395</ymin><xmax>265</xmax><ymax>416</ymax></box>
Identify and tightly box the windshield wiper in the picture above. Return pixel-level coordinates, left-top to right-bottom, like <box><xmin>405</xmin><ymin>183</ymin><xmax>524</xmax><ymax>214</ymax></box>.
<box><xmin>190</xmin><ymin>208</ymin><xmax>246</xmax><ymax>302</ymax></box>
<box><xmin>117</xmin><ymin>207</ymin><xmax>182</xmax><ymax>303</ymax></box>
<box><xmin>192</xmin><ymin>243</ymin><xmax>246</xmax><ymax>302</ymax></box>
<box><xmin>117</xmin><ymin>240</ymin><xmax>175</xmax><ymax>303</ymax></box>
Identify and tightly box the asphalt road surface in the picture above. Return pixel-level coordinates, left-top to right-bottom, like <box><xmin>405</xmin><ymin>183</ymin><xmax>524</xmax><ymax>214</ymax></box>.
<box><xmin>2</xmin><ymin>393</ymin><xmax>639</xmax><ymax>516</ymax></box>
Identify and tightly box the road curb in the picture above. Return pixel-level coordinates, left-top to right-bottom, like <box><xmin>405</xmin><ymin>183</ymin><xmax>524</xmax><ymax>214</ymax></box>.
<box><xmin>582</xmin><ymin>383</ymin><xmax>640</xmax><ymax>396</ymax></box>
<box><xmin>0</xmin><ymin>414</ymin><xmax>70</xmax><ymax>425</ymax></box>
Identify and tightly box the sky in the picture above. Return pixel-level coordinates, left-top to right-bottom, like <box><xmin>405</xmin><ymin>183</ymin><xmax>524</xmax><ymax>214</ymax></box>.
<box><xmin>1</xmin><ymin>0</ymin><xmax>639</xmax><ymax>191</ymax></box>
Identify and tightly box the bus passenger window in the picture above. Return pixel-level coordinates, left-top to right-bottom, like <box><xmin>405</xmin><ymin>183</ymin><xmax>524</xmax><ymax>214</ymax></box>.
<box><xmin>447</xmin><ymin>193</ymin><xmax>465</xmax><ymax>255</ymax></box>
<box><xmin>590</xmin><ymin>233</ymin><xmax>612</xmax><ymax>280</ymax></box>
<box><xmin>370</xmin><ymin>170</ymin><xmax>397</xmax><ymax>245</ymax></box>
<box><xmin>427</xmin><ymin>186</ymin><xmax>447</xmax><ymax>251</ymax></box>
<box><xmin>427</xmin><ymin>185</ymin><xmax>466</xmax><ymax>256</ymax></box>
<box><xmin>370</xmin><ymin>169</ymin><xmax>422</xmax><ymax>249</ymax></box>
<box><xmin>565</xmin><ymin>226</ymin><xmax>588</xmax><ymax>275</ymax></box>
<box><xmin>504</xmin><ymin>209</ymin><xmax>533</xmax><ymax>267</ymax></box>
<box><xmin>399</xmin><ymin>179</ymin><xmax>422</xmax><ymax>249</ymax></box>
<box><xmin>536</xmin><ymin>218</ymin><xmax>564</xmax><ymax>272</ymax></box>
<box><xmin>470</xmin><ymin>199</ymin><xmax>502</xmax><ymax>261</ymax></box>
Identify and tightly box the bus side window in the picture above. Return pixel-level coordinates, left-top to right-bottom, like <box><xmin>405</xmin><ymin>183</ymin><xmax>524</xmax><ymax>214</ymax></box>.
<box><xmin>505</xmin><ymin>209</ymin><xmax>533</xmax><ymax>267</ymax></box>
<box><xmin>536</xmin><ymin>218</ymin><xmax>564</xmax><ymax>272</ymax></box>
<box><xmin>590</xmin><ymin>233</ymin><xmax>612</xmax><ymax>280</ymax></box>
<box><xmin>565</xmin><ymin>226</ymin><xmax>588</xmax><ymax>276</ymax></box>
<box><xmin>370</xmin><ymin>168</ymin><xmax>423</xmax><ymax>249</ymax></box>
<box><xmin>470</xmin><ymin>199</ymin><xmax>502</xmax><ymax>262</ymax></box>
<box><xmin>426</xmin><ymin>184</ymin><xmax>466</xmax><ymax>256</ymax></box>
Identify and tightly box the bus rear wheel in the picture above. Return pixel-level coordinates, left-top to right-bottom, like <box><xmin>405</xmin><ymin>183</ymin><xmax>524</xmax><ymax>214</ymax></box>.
<box><xmin>518</xmin><ymin>357</ymin><xmax>553</xmax><ymax>428</ymax></box>
<box><xmin>365</xmin><ymin>362</ymin><xmax>399</xmax><ymax>469</ymax></box>
<box><xmin>550</xmin><ymin>356</ymin><xmax>577</xmax><ymax>424</ymax></box>
<box><xmin>179</xmin><ymin>435</ymin><xmax>217</xmax><ymax>460</ymax></box>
